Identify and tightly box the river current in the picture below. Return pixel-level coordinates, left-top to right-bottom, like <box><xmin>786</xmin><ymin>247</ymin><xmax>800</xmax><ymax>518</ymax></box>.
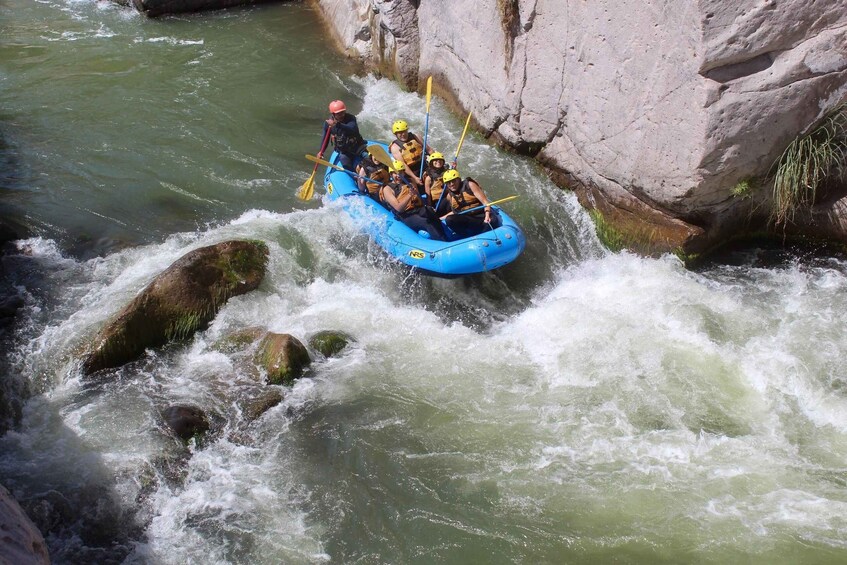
<box><xmin>2</xmin><ymin>1</ymin><xmax>847</xmax><ymax>564</ymax></box>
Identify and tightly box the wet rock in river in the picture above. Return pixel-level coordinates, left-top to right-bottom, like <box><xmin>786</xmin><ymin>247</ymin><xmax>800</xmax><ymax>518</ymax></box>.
<box><xmin>255</xmin><ymin>332</ymin><xmax>311</xmax><ymax>385</ymax></box>
<box><xmin>308</xmin><ymin>329</ymin><xmax>354</xmax><ymax>358</ymax></box>
<box><xmin>1</xmin><ymin>484</ymin><xmax>50</xmax><ymax>565</ymax></box>
<box><xmin>131</xmin><ymin>0</ymin><xmax>276</xmax><ymax>18</ymax></box>
<box><xmin>162</xmin><ymin>404</ymin><xmax>211</xmax><ymax>442</ymax></box>
<box><xmin>240</xmin><ymin>389</ymin><xmax>283</xmax><ymax>423</ymax></box>
<box><xmin>82</xmin><ymin>240</ymin><xmax>268</xmax><ymax>375</ymax></box>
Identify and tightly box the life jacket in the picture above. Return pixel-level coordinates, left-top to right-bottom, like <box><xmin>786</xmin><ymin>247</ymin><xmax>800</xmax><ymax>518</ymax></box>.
<box><xmin>423</xmin><ymin>166</ymin><xmax>446</xmax><ymax>203</ymax></box>
<box><xmin>384</xmin><ymin>179</ymin><xmax>423</xmax><ymax>214</ymax></box>
<box><xmin>390</xmin><ymin>134</ymin><xmax>424</xmax><ymax>170</ymax></box>
<box><xmin>331</xmin><ymin>116</ymin><xmax>365</xmax><ymax>154</ymax></box>
<box><xmin>446</xmin><ymin>179</ymin><xmax>483</xmax><ymax>213</ymax></box>
<box><xmin>359</xmin><ymin>160</ymin><xmax>389</xmax><ymax>197</ymax></box>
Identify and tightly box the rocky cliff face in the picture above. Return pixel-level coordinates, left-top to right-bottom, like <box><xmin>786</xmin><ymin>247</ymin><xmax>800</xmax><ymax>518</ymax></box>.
<box><xmin>312</xmin><ymin>0</ymin><xmax>847</xmax><ymax>254</ymax></box>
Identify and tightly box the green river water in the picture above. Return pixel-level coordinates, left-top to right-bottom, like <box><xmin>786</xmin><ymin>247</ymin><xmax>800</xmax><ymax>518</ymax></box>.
<box><xmin>2</xmin><ymin>1</ymin><xmax>847</xmax><ymax>564</ymax></box>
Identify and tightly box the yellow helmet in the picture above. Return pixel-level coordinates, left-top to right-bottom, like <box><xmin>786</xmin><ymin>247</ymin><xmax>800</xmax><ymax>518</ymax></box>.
<box><xmin>442</xmin><ymin>169</ymin><xmax>461</xmax><ymax>183</ymax></box>
<box><xmin>391</xmin><ymin>159</ymin><xmax>406</xmax><ymax>172</ymax></box>
<box><xmin>392</xmin><ymin>120</ymin><xmax>409</xmax><ymax>134</ymax></box>
<box><xmin>427</xmin><ymin>151</ymin><xmax>445</xmax><ymax>163</ymax></box>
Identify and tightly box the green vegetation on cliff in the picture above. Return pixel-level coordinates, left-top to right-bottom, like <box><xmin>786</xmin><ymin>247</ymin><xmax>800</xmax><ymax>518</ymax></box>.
<box><xmin>771</xmin><ymin>104</ymin><xmax>847</xmax><ymax>226</ymax></box>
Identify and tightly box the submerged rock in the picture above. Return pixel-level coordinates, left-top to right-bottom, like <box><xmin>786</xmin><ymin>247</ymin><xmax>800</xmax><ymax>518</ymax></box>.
<box><xmin>255</xmin><ymin>332</ymin><xmax>311</xmax><ymax>385</ymax></box>
<box><xmin>0</xmin><ymin>484</ymin><xmax>50</xmax><ymax>565</ymax></box>
<box><xmin>308</xmin><ymin>330</ymin><xmax>354</xmax><ymax>358</ymax></box>
<box><xmin>82</xmin><ymin>240</ymin><xmax>268</xmax><ymax>374</ymax></box>
<box><xmin>240</xmin><ymin>389</ymin><xmax>284</xmax><ymax>423</ymax></box>
<box><xmin>211</xmin><ymin>326</ymin><xmax>265</xmax><ymax>354</ymax></box>
<box><xmin>162</xmin><ymin>405</ymin><xmax>211</xmax><ymax>442</ymax></box>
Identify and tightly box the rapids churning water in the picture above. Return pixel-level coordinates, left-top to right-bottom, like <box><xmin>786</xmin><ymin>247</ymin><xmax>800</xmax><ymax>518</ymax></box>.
<box><xmin>2</xmin><ymin>1</ymin><xmax>847</xmax><ymax>564</ymax></box>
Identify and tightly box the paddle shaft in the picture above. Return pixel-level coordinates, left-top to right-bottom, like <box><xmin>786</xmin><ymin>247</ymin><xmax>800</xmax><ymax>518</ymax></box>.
<box><xmin>434</xmin><ymin>112</ymin><xmax>473</xmax><ymax>211</ymax></box>
<box><xmin>305</xmin><ymin>154</ymin><xmax>387</xmax><ymax>188</ymax></box>
<box><xmin>312</xmin><ymin>127</ymin><xmax>332</xmax><ymax>174</ymax></box>
<box><xmin>452</xmin><ymin>112</ymin><xmax>472</xmax><ymax>167</ymax></box>
<box><xmin>419</xmin><ymin>76</ymin><xmax>433</xmax><ymax>180</ymax></box>
<box><xmin>456</xmin><ymin>194</ymin><xmax>519</xmax><ymax>215</ymax></box>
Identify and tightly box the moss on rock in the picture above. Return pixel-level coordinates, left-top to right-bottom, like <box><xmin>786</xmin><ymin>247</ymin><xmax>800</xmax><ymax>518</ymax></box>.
<box><xmin>308</xmin><ymin>330</ymin><xmax>354</xmax><ymax>358</ymax></box>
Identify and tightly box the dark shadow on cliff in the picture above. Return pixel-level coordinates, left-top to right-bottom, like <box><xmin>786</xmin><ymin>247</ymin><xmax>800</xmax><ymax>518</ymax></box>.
<box><xmin>690</xmin><ymin>236</ymin><xmax>847</xmax><ymax>271</ymax></box>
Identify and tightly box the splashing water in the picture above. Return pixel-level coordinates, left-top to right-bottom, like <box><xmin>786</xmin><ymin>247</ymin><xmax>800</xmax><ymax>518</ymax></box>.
<box><xmin>2</xmin><ymin>1</ymin><xmax>847</xmax><ymax>564</ymax></box>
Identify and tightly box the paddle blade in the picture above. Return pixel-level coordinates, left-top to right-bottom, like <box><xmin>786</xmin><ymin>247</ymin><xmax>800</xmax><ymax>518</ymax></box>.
<box><xmin>297</xmin><ymin>173</ymin><xmax>316</xmax><ymax>201</ymax></box>
<box><xmin>424</xmin><ymin>76</ymin><xmax>432</xmax><ymax>112</ymax></box>
<box><xmin>367</xmin><ymin>144</ymin><xmax>394</xmax><ymax>168</ymax></box>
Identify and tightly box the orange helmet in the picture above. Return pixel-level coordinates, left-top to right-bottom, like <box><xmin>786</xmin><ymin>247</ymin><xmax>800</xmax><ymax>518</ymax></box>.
<box><xmin>328</xmin><ymin>100</ymin><xmax>346</xmax><ymax>113</ymax></box>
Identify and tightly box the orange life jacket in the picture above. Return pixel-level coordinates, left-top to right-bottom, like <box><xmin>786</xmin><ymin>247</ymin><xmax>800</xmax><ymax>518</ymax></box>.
<box><xmin>424</xmin><ymin>165</ymin><xmax>446</xmax><ymax>203</ymax></box>
<box><xmin>446</xmin><ymin>179</ymin><xmax>483</xmax><ymax>213</ymax></box>
<box><xmin>383</xmin><ymin>180</ymin><xmax>423</xmax><ymax>214</ymax></box>
<box><xmin>390</xmin><ymin>135</ymin><xmax>424</xmax><ymax>170</ymax></box>
<box><xmin>359</xmin><ymin>160</ymin><xmax>389</xmax><ymax>198</ymax></box>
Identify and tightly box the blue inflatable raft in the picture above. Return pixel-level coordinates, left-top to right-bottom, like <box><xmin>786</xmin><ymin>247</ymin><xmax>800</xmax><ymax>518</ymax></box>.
<box><xmin>321</xmin><ymin>145</ymin><xmax>526</xmax><ymax>277</ymax></box>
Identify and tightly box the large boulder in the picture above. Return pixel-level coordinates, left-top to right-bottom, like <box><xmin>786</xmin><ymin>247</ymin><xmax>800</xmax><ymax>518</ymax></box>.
<box><xmin>0</xmin><ymin>485</ymin><xmax>50</xmax><ymax>565</ymax></box>
<box><xmin>313</xmin><ymin>0</ymin><xmax>847</xmax><ymax>254</ymax></box>
<box><xmin>82</xmin><ymin>240</ymin><xmax>268</xmax><ymax>374</ymax></box>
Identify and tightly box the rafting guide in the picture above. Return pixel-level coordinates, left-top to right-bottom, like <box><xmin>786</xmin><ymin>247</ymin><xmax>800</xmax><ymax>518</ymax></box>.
<box><xmin>319</xmin><ymin>100</ymin><xmax>367</xmax><ymax>172</ymax></box>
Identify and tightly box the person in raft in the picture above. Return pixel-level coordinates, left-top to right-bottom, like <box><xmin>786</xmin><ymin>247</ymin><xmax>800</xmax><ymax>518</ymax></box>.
<box><xmin>422</xmin><ymin>151</ymin><xmax>448</xmax><ymax>207</ymax></box>
<box><xmin>356</xmin><ymin>151</ymin><xmax>390</xmax><ymax>200</ymax></box>
<box><xmin>381</xmin><ymin>160</ymin><xmax>447</xmax><ymax>241</ymax></box>
<box><xmin>439</xmin><ymin>169</ymin><xmax>502</xmax><ymax>238</ymax></box>
<box><xmin>319</xmin><ymin>100</ymin><xmax>367</xmax><ymax>171</ymax></box>
<box><xmin>388</xmin><ymin>119</ymin><xmax>433</xmax><ymax>191</ymax></box>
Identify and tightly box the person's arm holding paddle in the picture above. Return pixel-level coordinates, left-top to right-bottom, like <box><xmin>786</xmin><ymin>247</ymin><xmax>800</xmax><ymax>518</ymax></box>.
<box><xmin>466</xmin><ymin>179</ymin><xmax>494</xmax><ymax>224</ymax></box>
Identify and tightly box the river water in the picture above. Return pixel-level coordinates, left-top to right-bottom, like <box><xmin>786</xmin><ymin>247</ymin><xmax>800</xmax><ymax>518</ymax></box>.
<box><xmin>2</xmin><ymin>1</ymin><xmax>847</xmax><ymax>563</ymax></box>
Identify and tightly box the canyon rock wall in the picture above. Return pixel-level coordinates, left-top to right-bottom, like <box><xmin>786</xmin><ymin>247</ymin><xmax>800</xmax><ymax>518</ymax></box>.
<box><xmin>312</xmin><ymin>0</ymin><xmax>847</xmax><ymax>253</ymax></box>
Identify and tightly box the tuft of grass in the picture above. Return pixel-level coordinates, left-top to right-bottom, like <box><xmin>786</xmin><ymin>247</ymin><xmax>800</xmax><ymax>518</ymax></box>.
<box><xmin>589</xmin><ymin>209</ymin><xmax>625</xmax><ymax>252</ymax></box>
<box><xmin>166</xmin><ymin>311</ymin><xmax>205</xmax><ymax>341</ymax></box>
<box><xmin>731</xmin><ymin>178</ymin><xmax>753</xmax><ymax>199</ymax></box>
<box><xmin>770</xmin><ymin>103</ymin><xmax>847</xmax><ymax>226</ymax></box>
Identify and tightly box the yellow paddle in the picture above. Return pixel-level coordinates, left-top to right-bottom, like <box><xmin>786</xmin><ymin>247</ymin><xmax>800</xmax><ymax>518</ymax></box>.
<box><xmin>452</xmin><ymin>111</ymin><xmax>473</xmax><ymax>167</ymax></box>
<box><xmin>366</xmin><ymin>144</ymin><xmax>394</xmax><ymax>168</ymax></box>
<box><xmin>456</xmin><ymin>194</ymin><xmax>519</xmax><ymax>215</ymax></box>
<box><xmin>419</xmin><ymin>76</ymin><xmax>433</xmax><ymax>179</ymax></box>
<box><xmin>298</xmin><ymin>128</ymin><xmax>332</xmax><ymax>200</ymax></box>
<box><xmin>304</xmin><ymin>155</ymin><xmax>387</xmax><ymax>188</ymax></box>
